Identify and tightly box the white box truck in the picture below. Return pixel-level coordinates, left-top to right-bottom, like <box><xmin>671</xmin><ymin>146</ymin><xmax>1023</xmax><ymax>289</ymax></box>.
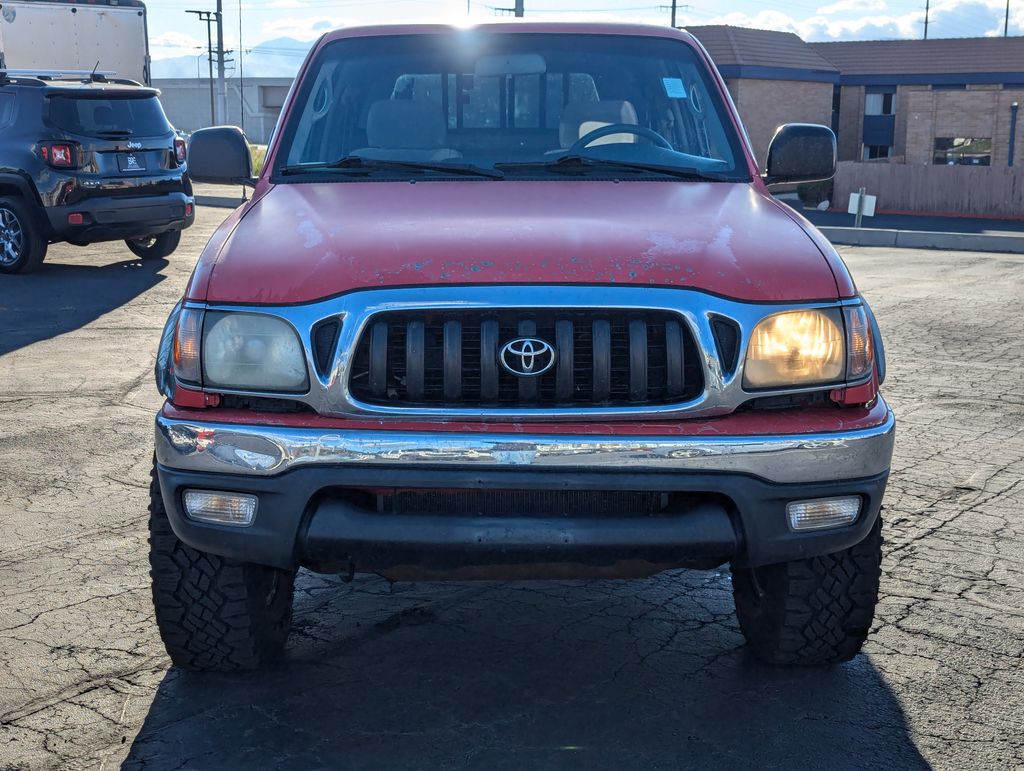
<box><xmin>0</xmin><ymin>0</ymin><xmax>150</xmax><ymax>84</ymax></box>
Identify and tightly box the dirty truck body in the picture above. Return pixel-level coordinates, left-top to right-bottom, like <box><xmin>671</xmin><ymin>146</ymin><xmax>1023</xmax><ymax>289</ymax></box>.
<box><xmin>150</xmin><ymin>23</ymin><xmax>895</xmax><ymax>671</ymax></box>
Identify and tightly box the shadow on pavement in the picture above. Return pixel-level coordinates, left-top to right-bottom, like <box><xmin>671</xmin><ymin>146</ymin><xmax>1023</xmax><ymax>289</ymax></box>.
<box><xmin>0</xmin><ymin>256</ymin><xmax>167</xmax><ymax>357</ymax></box>
<box><xmin>125</xmin><ymin>572</ymin><xmax>928</xmax><ymax>769</ymax></box>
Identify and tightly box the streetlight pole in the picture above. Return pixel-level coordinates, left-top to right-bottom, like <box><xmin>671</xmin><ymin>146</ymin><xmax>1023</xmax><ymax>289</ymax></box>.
<box><xmin>186</xmin><ymin>9</ymin><xmax>215</xmax><ymax>125</ymax></box>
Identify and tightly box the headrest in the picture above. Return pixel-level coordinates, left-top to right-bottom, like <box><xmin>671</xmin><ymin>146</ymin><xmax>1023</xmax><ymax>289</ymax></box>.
<box><xmin>559</xmin><ymin>100</ymin><xmax>638</xmax><ymax>148</ymax></box>
<box><xmin>366</xmin><ymin>100</ymin><xmax>447</xmax><ymax>149</ymax></box>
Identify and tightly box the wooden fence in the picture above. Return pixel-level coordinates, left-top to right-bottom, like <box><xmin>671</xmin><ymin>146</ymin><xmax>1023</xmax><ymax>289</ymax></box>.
<box><xmin>832</xmin><ymin>161</ymin><xmax>1024</xmax><ymax>219</ymax></box>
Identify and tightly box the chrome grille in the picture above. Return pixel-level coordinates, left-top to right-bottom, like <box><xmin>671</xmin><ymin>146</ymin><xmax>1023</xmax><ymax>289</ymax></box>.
<box><xmin>348</xmin><ymin>309</ymin><xmax>703</xmax><ymax>408</ymax></box>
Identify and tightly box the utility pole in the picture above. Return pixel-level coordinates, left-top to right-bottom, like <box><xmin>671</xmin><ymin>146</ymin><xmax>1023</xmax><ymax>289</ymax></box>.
<box><xmin>186</xmin><ymin>9</ymin><xmax>215</xmax><ymax>125</ymax></box>
<box><xmin>514</xmin><ymin>0</ymin><xmax>523</xmax><ymax>17</ymax></box>
<box><xmin>923</xmin><ymin>0</ymin><xmax>929</xmax><ymax>39</ymax></box>
<box><xmin>659</xmin><ymin>2</ymin><xmax>689</xmax><ymax>28</ymax></box>
<box><xmin>215</xmin><ymin>0</ymin><xmax>227</xmax><ymax>125</ymax></box>
<box><xmin>238</xmin><ymin>0</ymin><xmax>244</xmax><ymax>131</ymax></box>
<box><xmin>1005</xmin><ymin>0</ymin><xmax>1011</xmax><ymax>36</ymax></box>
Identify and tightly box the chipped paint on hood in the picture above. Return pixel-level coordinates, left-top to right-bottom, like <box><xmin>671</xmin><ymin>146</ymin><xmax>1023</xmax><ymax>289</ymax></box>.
<box><xmin>193</xmin><ymin>180</ymin><xmax>842</xmax><ymax>305</ymax></box>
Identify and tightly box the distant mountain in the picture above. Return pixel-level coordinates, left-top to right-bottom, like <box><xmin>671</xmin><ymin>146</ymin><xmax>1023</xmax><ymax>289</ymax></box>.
<box><xmin>151</xmin><ymin>37</ymin><xmax>310</xmax><ymax>80</ymax></box>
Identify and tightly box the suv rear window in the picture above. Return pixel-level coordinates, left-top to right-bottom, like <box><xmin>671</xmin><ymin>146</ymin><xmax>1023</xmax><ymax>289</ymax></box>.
<box><xmin>0</xmin><ymin>93</ymin><xmax>14</xmax><ymax>129</ymax></box>
<box><xmin>46</xmin><ymin>95</ymin><xmax>171</xmax><ymax>137</ymax></box>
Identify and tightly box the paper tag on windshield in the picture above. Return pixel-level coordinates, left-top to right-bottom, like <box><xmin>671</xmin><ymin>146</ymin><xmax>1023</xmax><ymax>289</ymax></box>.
<box><xmin>662</xmin><ymin>78</ymin><xmax>687</xmax><ymax>98</ymax></box>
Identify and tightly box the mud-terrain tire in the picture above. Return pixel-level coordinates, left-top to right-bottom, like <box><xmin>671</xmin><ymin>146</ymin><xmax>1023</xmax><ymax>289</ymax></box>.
<box><xmin>732</xmin><ymin>517</ymin><xmax>882</xmax><ymax>666</ymax></box>
<box><xmin>126</xmin><ymin>229</ymin><xmax>181</xmax><ymax>259</ymax></box>
<box><xmin>148</xmin><ymin>462</ymin><xmax>296</xmax><ymax>671</ymax></box>
<box><xmin>0</xmin><ymin>196</ymin><xmax>47</xmax><ymax>274</ymax></box>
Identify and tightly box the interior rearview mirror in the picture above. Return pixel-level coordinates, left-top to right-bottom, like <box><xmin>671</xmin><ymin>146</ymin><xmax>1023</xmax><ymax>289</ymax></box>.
<box><xmin>763</xmin><ymin>123</ymin><xmax>837</xmax><ymax>186</ymax></box>
<box><xmin>187</xmin><ymin>126</ymin><xmax>255</xmax><ymax>186</ymax></box>
<box><xmin>474</xmin><ymin>53</ymin><xmax>547</xmax><ymax>78</ymax></box>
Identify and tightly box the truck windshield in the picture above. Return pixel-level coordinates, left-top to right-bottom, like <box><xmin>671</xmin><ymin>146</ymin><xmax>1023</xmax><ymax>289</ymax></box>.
<box><xmin>277</xmin><ymin>32</ymin><xmax>749</xmax><ymax>181</ymax></box>
<box><xmin>47</xmin><ymin>95</ymin><xmax>172</xmax><ymax>138</ymax></box>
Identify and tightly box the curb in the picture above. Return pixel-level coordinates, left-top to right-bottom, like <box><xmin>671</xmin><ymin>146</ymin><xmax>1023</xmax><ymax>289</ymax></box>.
<box><xmin>195</xmin><ymin>195</ymin><xmax>245</xmax><ymax>209</ymax></box>
<box><xmin>819</xmin><ymin>227</ymin><xmax>1024</xmax><ymax>255</ymax></box>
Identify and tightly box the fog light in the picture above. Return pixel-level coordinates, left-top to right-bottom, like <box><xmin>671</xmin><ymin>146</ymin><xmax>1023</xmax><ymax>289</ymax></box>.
<box><xmin>786</xmin><ymin>496</ymin><xmax>861</xmax><ymax>531</ymax></box>
<box><xmin>183</xmin><ymin>490</ymin><xmax>257</xmax><ymax>526</ymax></box>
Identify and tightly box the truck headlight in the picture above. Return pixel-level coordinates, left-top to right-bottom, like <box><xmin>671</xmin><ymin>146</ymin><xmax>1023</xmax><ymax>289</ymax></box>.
<box><xmin>203</xmin><ymin>312</ymin><xmax>309</xmax><ymax>392</ymax></box>
<box><xmin>743</xmin><ymin>308</ymin><xmax>845</xmax><ymax>388</ymax></box>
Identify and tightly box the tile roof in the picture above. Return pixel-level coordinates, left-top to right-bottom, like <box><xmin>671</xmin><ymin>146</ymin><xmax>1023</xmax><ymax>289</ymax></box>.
<box><xmin>809</xmin><ymin>36</ymin><xmax>1024</xmax><ymax>75</ymax></box>
<box><xmin>686</xmin><ymin>25</ymin><xmax>839</xmax><ymax>73</ymax></box>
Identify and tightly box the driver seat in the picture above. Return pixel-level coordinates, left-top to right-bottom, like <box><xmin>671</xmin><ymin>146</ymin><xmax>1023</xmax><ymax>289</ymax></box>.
<box><xmin>558</xmin><ymin>100</ymin><xmax>638</xmax><ymax>149</ymax></box>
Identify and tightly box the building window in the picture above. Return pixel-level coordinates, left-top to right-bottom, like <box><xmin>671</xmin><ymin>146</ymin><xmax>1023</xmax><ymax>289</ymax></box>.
<box><xmin>933</xmin><ymin>137</ymin><xmax>992</xmax><ymax>166</ymax></box>
<box><xmin>863</xmin><ymin>144</ymin><xmax>892</xmax><ymax>160</ymax></box>
<box><xmin>864</xmin><ymin>92</ymin><xmax>896</xmax><ymax>116</ymax></box>
<box><xmin>259</xmin><ymin>85</ymin><xmax>290</xmax><ymax>110</ymax></box>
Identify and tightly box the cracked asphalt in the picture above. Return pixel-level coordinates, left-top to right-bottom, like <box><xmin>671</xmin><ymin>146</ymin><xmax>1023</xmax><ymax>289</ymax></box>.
<box><xmin>1</xmin><ymin>207</ymin><xmax>1022</xmax><ymax>770</ymax></box>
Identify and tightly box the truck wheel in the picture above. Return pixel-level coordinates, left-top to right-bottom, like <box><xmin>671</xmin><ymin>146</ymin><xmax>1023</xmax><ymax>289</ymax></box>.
<box><xmin>731</xmin><ymin>517</ymin><xmax>882</xmax><ymax>666</ymax></box>
<box><xmin>0</xmin><ymin>196</ymin><xmax>47</xmax><ymax>274</ymax></box>
<box><xmin>126</xmin><ymin>230</ymin><xmax>181</xmax><ymax>260</ymax></box>
<box><xmin>148</xmin><ymin>462</ymin><xmax>296</xmax><ymax>671</ymax></box>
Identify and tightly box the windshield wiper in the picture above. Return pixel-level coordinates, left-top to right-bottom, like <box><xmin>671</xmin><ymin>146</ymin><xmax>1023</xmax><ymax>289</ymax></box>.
<box><xmin>96</xmin><ymin>129</ymin><xmax>133</xmax><ymax>138</ymax></box>
<box><xmin>497</xmin><ymin>155</ymin><xmax>729</xmax><ymax>181</ymax></box>
<box><xmin>280</xmin><ymin>156</ymin><xmax>504</xmax><ymax>179</ymax></box>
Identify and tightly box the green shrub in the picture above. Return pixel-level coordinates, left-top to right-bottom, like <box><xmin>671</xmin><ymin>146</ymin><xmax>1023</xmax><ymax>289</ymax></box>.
<box><xmin>251</xmin><ymin>144</ymin><xmax>268</xmax><ymax>176</ymax></box>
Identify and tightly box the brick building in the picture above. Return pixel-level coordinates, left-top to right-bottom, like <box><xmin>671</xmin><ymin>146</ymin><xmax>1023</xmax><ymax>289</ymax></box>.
<box><xmin>687</xmin><ymin>26</ymin><xmax>839</xmax><ymax>164</ymax></box>
<box><xmin>809</xmin><ymin>37</ymin><xmax>1024</xmax><ymax>167</ymax></box>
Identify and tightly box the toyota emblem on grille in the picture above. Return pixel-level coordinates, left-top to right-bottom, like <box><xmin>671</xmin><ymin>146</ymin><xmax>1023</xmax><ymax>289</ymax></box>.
<box><xmin>500</xmin><ymin>337</ymin><xmax>556</xmax><ymax>377</ymax></box>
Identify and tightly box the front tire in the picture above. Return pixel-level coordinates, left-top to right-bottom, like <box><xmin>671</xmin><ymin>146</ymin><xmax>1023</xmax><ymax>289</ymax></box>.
<box><xmin>148</xmin><ymin>463</ymin><xmax>296</xmax><ymax>671</ymax></box>
<box><xmin>0</xmin><ymin>196</ymin><xmax>47</xmax><ymax>274</ymax></box>
<box><xmin>126</xmin><ymin>230</ymin><xmax>181</xmax><ymax>260</ymax></box>
<box><xmin>732</xmin><ymin>517</ymin><xmax>882</xmax><ymax>666</ymax></box>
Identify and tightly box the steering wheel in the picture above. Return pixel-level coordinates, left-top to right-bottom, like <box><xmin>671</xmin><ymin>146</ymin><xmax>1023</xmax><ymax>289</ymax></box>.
<box><xmin>569</xmin><ymin>123</ymin><xmax>673</xmax><ymax>153</ymax></box>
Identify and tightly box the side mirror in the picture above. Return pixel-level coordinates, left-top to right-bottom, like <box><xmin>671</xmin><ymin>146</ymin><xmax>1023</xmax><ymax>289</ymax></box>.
<box><xmin>763</xmin><ymin>123</ymin><xmax>836</xmax><ymax>186</ymax></box>
<box><xmin>187</xmin><ymin>126</ymin><xmax>255</xmax><ymax>186</ymax></box>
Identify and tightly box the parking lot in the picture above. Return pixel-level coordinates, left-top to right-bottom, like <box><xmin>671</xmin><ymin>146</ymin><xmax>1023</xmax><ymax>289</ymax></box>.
<box><xmin>1</xmin><ymin>205</ymin><xmax>1022</xmax><ymax>770</ymax></box>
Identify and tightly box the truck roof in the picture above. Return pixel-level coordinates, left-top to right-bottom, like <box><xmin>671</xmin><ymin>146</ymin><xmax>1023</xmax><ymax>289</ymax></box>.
<box><xmin>319</xmin><ymin>21</ymin><xmax>697</xmax><ymax>45</ymax></box>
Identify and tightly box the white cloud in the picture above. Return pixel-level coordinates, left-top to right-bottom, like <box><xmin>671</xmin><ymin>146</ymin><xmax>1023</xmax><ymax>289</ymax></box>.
<box><xmin>259</xmin><ymin>15</ymin><xmax>348</xmax><ymax>41</ymax></box>
<box><xmin>816</xmin><ymin>0</ymin><xmax>886</xmax><ymax>14</ymax></box>
<box><xmin>150</xmin><ymin>31</ymin><xmax>206</xmax><ymax>58</ymax></box>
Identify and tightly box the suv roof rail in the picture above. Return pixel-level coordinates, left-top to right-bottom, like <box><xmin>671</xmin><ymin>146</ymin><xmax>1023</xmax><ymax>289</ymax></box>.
<box><xmin>0</xmin><ymin>69</ymin><xmax>143</xmax><ymax>87</ymax></box>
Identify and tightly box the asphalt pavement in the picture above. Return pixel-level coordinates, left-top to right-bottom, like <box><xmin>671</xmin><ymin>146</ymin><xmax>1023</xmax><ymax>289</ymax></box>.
<box><xmin>1</xmin><ymin>207</ymin><xmax>1023</xmax><ymax>769</ymax></box>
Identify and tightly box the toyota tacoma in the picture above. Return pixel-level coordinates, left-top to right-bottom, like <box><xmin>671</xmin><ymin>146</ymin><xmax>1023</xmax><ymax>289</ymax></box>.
<box><xmin>151</xmin><ymin>22</ymin><xmax>894</xmax><ymax>671</ymax></box>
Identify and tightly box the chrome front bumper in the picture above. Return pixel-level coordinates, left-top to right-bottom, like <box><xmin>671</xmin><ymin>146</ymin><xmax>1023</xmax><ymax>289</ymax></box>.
<box><xmin>155</xmin><ymin>407</ymin><xmax>895</xmax><ymax>486</ymax></box>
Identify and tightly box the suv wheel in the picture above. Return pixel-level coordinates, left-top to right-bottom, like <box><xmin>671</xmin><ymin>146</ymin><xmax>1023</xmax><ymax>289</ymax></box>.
<box><xmin>148</xmin><ymin>462</ymin><xmax>296</xmax><ymax>671</ymax></box>
<box><xmin>731</xmin><ymin>518</ymin><xmax>882</xmax><ymax>666</ymax></box>
<box><xmin>126</xmin><ymin>230</ymin><xmax>181</xmax><ymax>260</ymax></box>
<box><xmin>0</xmin><ymin>196</ymin><xmax>47</xmax><ymax>274</ymax></box>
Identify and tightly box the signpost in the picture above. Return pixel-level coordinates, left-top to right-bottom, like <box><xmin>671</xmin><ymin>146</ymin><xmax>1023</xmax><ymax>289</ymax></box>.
<box><xmin>848</xmin><ymin>187</ymin><xmax>877</xmax><ymax>229</ymax></box>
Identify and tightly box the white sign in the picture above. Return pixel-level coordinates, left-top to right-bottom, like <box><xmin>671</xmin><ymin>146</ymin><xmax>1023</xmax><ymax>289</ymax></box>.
<box><xmin>848</xmin><ymin>192</ymin><xmax>877</xmax><ymax>217</ymax></box>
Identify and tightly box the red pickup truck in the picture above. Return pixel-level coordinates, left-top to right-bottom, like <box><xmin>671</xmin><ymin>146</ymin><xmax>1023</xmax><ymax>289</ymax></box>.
<box><xmin>151</xmin><ymin>22</ymin><xmax>894</xmax><ymax>671</ymax></box>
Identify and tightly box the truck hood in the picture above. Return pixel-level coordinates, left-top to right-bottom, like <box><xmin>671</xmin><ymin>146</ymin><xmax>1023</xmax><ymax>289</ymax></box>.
<box><xmin>195</xmin><ymin>180</ymin><xmax>841</xmax><ymax>305</ymax></box>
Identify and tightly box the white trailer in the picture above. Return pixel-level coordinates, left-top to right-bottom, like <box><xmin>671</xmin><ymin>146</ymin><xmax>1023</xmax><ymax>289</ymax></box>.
<box><xmin>0</xmin><ymin>0</ymin><xmax>150</xmax><ymax>84</ymax></box>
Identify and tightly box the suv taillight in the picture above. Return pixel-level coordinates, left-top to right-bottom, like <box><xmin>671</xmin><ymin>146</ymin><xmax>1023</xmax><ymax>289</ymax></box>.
<box><xmin>174</xmin><ymin>138</ymin><xmax>187</xmax><ymax>164</ymax></box>
<box><xmin>40</xmin><ymin>142</ymin><xmax>78</xmax><ymax>169</ymax></box>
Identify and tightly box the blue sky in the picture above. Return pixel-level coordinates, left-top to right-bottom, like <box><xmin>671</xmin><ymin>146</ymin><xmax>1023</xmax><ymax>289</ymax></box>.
<box><xmin>145</xmin><ymin>0</ymin><xmax>1024</xmax><ymax>63</ymax></box>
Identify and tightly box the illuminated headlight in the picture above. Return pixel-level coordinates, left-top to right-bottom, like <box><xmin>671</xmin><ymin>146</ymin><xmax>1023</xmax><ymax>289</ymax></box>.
<box><xmin>203</xmin><ymin>312</ymin><xmax>309</xmax><ymax>392</ymax></box>
<box><xmin>743</xmin><ymin>309</ymin><xmax>845</xmax><ymax>389</ymax></box>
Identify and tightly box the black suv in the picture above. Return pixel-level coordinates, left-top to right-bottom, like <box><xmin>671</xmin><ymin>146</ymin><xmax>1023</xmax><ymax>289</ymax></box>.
<box><xmin>0</xmin><ymin>71</ymin><xmax>194</xmax><ymax>274</ymax></box>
